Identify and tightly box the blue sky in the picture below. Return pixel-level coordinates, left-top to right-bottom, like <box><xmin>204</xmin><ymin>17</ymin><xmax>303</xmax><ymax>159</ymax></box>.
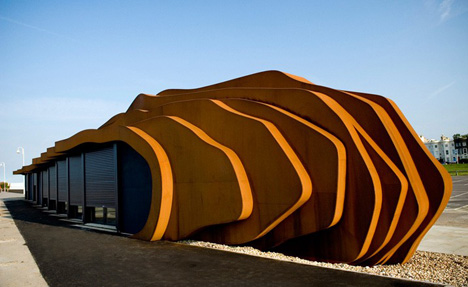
<box><xmin>1</xmin><ymin>0</ymin><xmax>467</xmax><ymax>183</ymax></box>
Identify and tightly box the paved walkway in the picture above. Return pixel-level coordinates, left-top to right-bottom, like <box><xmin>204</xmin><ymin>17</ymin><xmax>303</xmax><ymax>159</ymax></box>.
<box><xmin>0</xmin><ymin>192</ymin><xmax>441</xmax><ymax>287</ymax></box>
<box><xmin>0</xmin><ymin>192</ymin><xmax>47</xmax><ymax>287</ymax></box>
<box><xmin>3</xmin><ymin>175</ymin><xmax>467</xmax><ymax>286</ymax></box>
<box><xmin>418</xmin><ymin>176</ymin><xmax>468</xmax><ymax>256</ymax></box>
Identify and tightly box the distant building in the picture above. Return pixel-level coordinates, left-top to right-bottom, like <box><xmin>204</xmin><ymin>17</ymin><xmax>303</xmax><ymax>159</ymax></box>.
<box><xmin>453</xmin><ymin>135</ymin><xmax>468</xmax><ymax>163</ymax></box>
<box><xmin>419</xmin><ymin>135</ymin><xmax>457</xmax><ymax>164</ymax></box>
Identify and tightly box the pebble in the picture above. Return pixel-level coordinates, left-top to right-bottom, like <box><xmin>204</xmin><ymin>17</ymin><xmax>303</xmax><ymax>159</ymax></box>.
<box><xmin>179</xmin><ymin>240</ymin><xmax>468</xmax><ymax>287</ymax></box>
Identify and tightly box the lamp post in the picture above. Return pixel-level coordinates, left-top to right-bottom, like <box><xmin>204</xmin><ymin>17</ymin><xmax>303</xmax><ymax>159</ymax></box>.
<box><xmin>17</xmin><ymin>147</ymin><xmax>25</xmax><ymax>195</ymax></box>
<box><xmin>0</xmin><ymin>162</ymin><xmax>5</xmax><ymax>192</ymax></box>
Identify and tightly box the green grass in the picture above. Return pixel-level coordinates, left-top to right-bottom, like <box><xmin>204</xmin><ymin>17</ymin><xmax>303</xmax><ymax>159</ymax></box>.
<box><xmin>443</xmin><ymin>163</ymin><xmax>468</xmax><ymax>175</ymax></box>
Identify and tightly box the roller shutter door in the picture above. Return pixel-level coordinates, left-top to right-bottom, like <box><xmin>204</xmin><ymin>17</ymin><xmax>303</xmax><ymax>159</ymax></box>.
<box><xmin>37</xmin><ymin>171</ymin><xmax>42</xmax><ymax>204</ymax></box>
<box><xmin>49</xmin><ymin>166</ymin><xmax>57</xmax><ymax>200</ymax></box>
<box><xmin>25</xmin><ymin>174</ymin><xmax>30</xmax><ymax>200</ymax></box>
<box><xmin>69</xmin><ymin>155</ymin><xmax>83</xmax><ymax>206</ymax></box>
<box><xmin>57</xmin><ymin>160</ymin><xmax>68</xmax><ymax>202</ymax></box>
<box><xmin>28</xmin><ymin>174</ymin><xmax>34</xmax><ymax>200</ymax></box>
<box><xmin>33</xmin><ymin>173</ymin><xmax>38</xmax><ymax>202</ymax></box>
<box><xmin>42</xmin><ymin>170</ymin><xmax>49</xmax><ymax>199</ymax></box>
<box><xmin>85</xmin><ymin>146</ymin><xmax>116</xmax><ymax>208</ymax></box>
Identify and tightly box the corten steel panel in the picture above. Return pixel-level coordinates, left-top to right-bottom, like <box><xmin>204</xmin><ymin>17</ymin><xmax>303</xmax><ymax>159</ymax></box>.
<box><xmin>331</xmin><ymin>92</ymin><xmax>425</xmax><ymax>265</ymax></box>
<box><xmin>148</xmin><ymin>71</ymin><xmax>450</xmax><ymax>264</ymax></box>
<box><xmin>156</xmin><ymin>100</ymin><xmax>311</xmax><ymax>244</ymax></box>
<box><xmin>84</xmin><ymin>147</ymin><xmax>116</xmax><ymax>208</ymax></box>
<box><xmin>217</xmin><ymin>98</ymin><xmax>346</xmax><ymax>247</ymax></box>
<box><xmin>69</xmin><ymin>155</ymin><xmax>83</xmax><ymax>206</ymax></box>
<box><xmin>132</xmin><ymin>90</ymin><xmax>386</xmax><ymax>263</ymax></box>
<box><xmin>13</xmin><ymin>71</ymin><xmax>452</xmax><ymax>266</ymax></box>
<box><xmin>57</xmin><ymin>160</ymin><xmax>68</xmax><ymax>202</ymax></box>
<box><xmin>131</xmin><ymin>116</ymin><xmax>253</xmax><ymax>240</ymax></box>
<box><xmin>42</xmin><ymin>170</ymin><xmax>48</xmax><ymax>199</ymax></box>
<box><xmin>131</xmin><ymin>88</ymin><xmax>432</xmax><ymax>263</ymax></box>
<box><xmin>49</xmin><ymin>166</ymin><xmax>57</xmax><ymax>200</ymax></box>
<box><xmin>351</xmin><ymin>91</ymin><xmax>452</xmax><ymax>264</ymax></box>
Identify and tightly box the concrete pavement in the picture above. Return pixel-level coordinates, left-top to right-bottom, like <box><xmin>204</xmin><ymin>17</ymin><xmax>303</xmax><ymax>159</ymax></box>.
<box><xmin>418</xmin><ymin>176</ymin><xmax>468</xmax><ymax>256</ymax></box>
<box><xmin>2</xmin><ymin>174</ymin><xmax>467</xmax><ymax>286</ymax></box>
<box><xmin>2</xmin><ymin>192</ymin><xmax>441</xmax><ymax>287</ymax></box>
<box><xmin>0</xmin><ymin>192</ymin><xmax>47</xmax><ymax>287</ymax></box>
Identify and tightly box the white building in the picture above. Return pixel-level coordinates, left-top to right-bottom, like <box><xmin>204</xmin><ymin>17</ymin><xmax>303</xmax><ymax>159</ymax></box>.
<box><xmin>419</xmin><ymin>135</ymin><xmax>458</xmax><ymax>164</ymax></box>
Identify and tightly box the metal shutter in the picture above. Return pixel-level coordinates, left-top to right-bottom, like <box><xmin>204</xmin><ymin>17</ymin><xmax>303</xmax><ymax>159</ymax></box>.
<box><xmin>37</xmin><ymin>171</ymin><xmax>42</xmax><ymax>203</ymax></box>
<box><xmin>57</xmin><ymin>160</ymin><xmax>68</xmax><ymax>202</ymax></box>
<box><xmin>42</xmin><ymin>170</ymin><xmax>49</xmax><ymax>199</ymax></box>
<box><xmin>69</xmin><ymin>155</ymin><xmax>83</xmax><ymax>206</ymax></box>
<box><xmin>28</xmin><ymin>174</ymin><xmax>33</xmax><ymax>200</ymax></box>
<box><xmin>49</xmin><ymin>166</ymin><xmax>57</xmax><ymax>200</ymax></box>
<box><xmin>25</xmin><ymin>174</ymin><xmax>30</xmax><ymax>199</ymax></box>
<box><xmin>85</xmin><ymin>146</ymin><xmax>116</xmax><ymax>208</ymax></box>
<box><xmin>33</xmin><ymin>173</ymin><xmax>38</xmax><ymax>201</ymax></box>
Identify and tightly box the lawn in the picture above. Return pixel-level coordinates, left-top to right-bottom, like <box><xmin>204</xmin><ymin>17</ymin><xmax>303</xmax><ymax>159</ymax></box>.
<box><xmin>443</xmin><ymin>163</ymin><xmax>468</xmax><ymax>176</ymax></box>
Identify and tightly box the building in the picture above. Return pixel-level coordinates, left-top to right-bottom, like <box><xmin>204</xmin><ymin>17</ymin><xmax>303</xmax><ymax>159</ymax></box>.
<box><xmin>14</xmin><ymin>71</ymin><xmax>452</xmax><ymax>265</ymax></box>
<box><xmin>454</xmin><ymin>134</ymin><xmax>468</xmax><ymax>163</ymax></box>
<box><xmin>419</xmin><ymin>135</ymin><xmax>458</xmax><ymax>164</ymax></box>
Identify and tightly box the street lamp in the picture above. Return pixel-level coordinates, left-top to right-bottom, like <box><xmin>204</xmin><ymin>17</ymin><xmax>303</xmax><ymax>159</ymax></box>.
<box><xmin>0</xmin><ymin>162</ymin><xmax>5</xmax><ymax>192</ymax></box>
<box><xmin>17</xmin><ymin>147</ymin><xmax>25</xmax><ymax>195</ymax></box>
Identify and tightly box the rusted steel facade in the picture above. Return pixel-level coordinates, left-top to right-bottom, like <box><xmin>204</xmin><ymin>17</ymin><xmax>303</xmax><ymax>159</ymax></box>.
<box><xmin>15</xmin><ymin>71</ymin><xmax>452</xmax><ymax>265</ymax></box>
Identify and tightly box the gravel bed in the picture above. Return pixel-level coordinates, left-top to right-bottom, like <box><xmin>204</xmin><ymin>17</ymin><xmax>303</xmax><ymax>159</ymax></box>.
<box><xmin>179</xmin><ymin>240</ymin><xmax>468</xmax><ymax>286</ymax></box>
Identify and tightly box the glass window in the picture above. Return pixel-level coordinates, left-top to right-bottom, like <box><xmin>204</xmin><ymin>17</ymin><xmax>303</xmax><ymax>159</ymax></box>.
<box><xmin>463</xmin><ymin>142</ymin><xmax>467</xmax><ymax>146</ymax></box>
<box><xmin>91</xmin><ymin>207</ymin><xmax>116</xmax><ymax>225</ymax></box>
<box><xmin>106</xmin><ymin>208</ymin><xmax>116</xmax><ymax>225</ymax></box>
<box><xmin>94</xmin><ymin>207</ymin><xmax>105</xmax><ymax>224</ymax></box>
<box><xmin>445</xmin><ymin>144</ymin><xmax>448</xmax><ymax>147</ymax></box>
<box><xmin>435</xmin><ymin>145</ymin><xmax>438</xmax><ymax>148</ymax></box>
<box><xmin>446</xmin><ymin>150</ymin><xmax>449</xmax><ymax>155</ymax></box>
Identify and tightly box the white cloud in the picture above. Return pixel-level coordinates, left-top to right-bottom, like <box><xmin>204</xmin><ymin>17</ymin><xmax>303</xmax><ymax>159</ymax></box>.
<box><xmin>439</xmin><ymin>0</ymin><xmax>454</xmax><ymax>22</ymax></box>
<box><xmin>0</xmin><ymin>15</ymin><xmax>79</xmax><ymax>43</ymax></box>
<box><xmin>427</xmin><ymin>80</ymin><xmax>456</xmax><ymax>100</ymax></box>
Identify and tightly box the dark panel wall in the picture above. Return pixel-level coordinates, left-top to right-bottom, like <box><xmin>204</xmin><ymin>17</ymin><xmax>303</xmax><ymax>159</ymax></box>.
<box><xmin>57</xmin><ymin>160</ymin><xmax>68</xmax><ymax>202</ymax></box>
<box><xmin>69</xmin><ymin>155</ymin><xmax>83</xmax><ymax>206</ymax></box>
<box><xmin>85</xmin><ymin>146</ymin><xmax>116</xmax><ymax>208</ymax></box>
<box><xmin>37</xmin><ymin>171</ymin><xmax>42</xmax><ymax>205</ymax></box>
<box><xmin>25</xmin><ymin>174</ymin><xmax>30</xmax><ymax>200</ymax></box>
<box><xmin>42</xmin><ymin>170</ymin><xmax>49</xmax><ymax>199</ymax></box>
<box><xmin>32</xmin><ymin>173</ymin><xmax>37</xmax><ymax>201</ymax></box>
<box><xmin>28</xmin><ymin>173</ymin><xmax>34</xmax><ymax>200</ymax></box>
<box><xmin>118</xmin><ymin>143</ymin><xmax>152</xmax><ymax>234</ymax></box>
<box><xmin>49</xmin><ymin>166</ymin><xmax>57</xmax><ymax>200</ymax></box>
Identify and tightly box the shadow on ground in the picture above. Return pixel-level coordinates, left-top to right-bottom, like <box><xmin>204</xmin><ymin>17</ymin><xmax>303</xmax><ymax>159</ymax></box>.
<box><xmin>5</xmin><ymin>199</ymin><xmax>441</xmax><ymax>287</ymax></box>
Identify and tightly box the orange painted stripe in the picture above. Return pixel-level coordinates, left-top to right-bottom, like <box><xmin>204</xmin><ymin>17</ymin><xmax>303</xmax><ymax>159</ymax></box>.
<box><xmin>211</xmin><ymin>99</ymin><xmax>313</xmax><ymax>239</ymax></box>
<box><xmin>261</xmin><ymin>102</ymin><xmax>346</xmax><ymax>228</ymax></box>
<box><xmin>312</xmin><ymin>91</ymin><xmax>383</xmax><ymax>261</ymax></box>
<box><xmin>166</xmin><ymin>116</ymin><xmax>253</xmax><ymax>220</ymax></box>
<box><xmin>126</xmin><ymin>126</ymin><xmax>173</xmax><ymax>241</ymax></box>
